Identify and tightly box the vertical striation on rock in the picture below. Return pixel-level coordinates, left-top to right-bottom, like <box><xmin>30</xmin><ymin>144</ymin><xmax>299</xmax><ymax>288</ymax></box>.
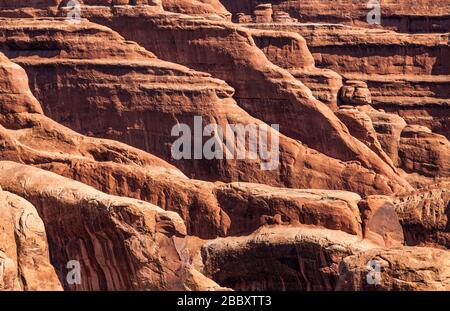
<box><xmin>0</xmin><ymin>190</ymin><xmax>62</xmax><ymax>290</ymax></box>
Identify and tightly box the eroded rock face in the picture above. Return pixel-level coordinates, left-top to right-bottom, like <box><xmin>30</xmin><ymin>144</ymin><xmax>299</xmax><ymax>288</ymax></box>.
<box><xmin>0</xmin><ymin>48</ymin><xmax>410</xmax><ymax>292</ymax></box>
<box><xmin>70</xmin><ymin>9</ymin><xmax>413</xmax><ymax>186</ymax></box>
<box><xmin>244</xmin><ymin>23</ymin><xmax>450</xmax><ymax>140</ymax></box>
<box><xmin>249</xmin><ymin>28</ymin><xmax>342</xmax><ymax>108</ymax></box>
<box><xmin>0</xmin><ymin>50</ymin><xmax>225</xmax><ymax>238</ymax></box>
<box><xmin>336</xmin><ymin>106</ymin><xmax>395</xmax><ymax>169</ymax></box>
<box><xmin>358</xmin><ymin>196</ymin><xmax>404</xmax><ymax>247</ymax></box>
<box><xmin>360</xmin><ymin>106</ymin><xmax>408</xmax><ymax>167</ymax></box>
<box><xmin>0</xmin><ymin>189</ymin><xmax>62</xmax><ymax>290</ymax></box>
<box><xmin>398</xmin><ymin>125</ymin><xmax>450</xmax><ymax>178</ymax></box>
<box><xmin>162</xmin><ymin>0</ymin><xmax>231</xmax><ymax>19</ymax></box>
<box><xmin>337</xmin><ymin>247</ymin><xmax>450</xmax><ymax>291</ymax></box>
<box><xmin>0</xmin><ymin>50</ymin><xmax>402</xmax><ymax>244</ymax></box>
<box><xmin>351</xmin><ymin>105</ymin><xmax>450</xmax><ymax>184</ymax></box>
<box><xmin>0</xmin><ymin>1</ymin><xmax>448</xmax><ymax>293</ymax></box>
<box><xmin>0</xmin><ymin>19</ymin><xmax>411</xmax><ymax>196</ymax></box>
<box><xmin>215</xmin><ymin>183</ymin><xmax>363</xmax><ymax>236</ymax></box>
<box><xmin>201</xmin><ymin>225</ymin><xmax>377</xmax><ymax>291</ymax></box>
<box><xmin>339</xmin><ymin>80</ymin><xmax>372</xmax><ymax>106</ymax></box>
<box><xmin>392</xmin><ymin>183</ymin><xmax>450</xmax><ymax>248</ymax></box>
<box><xmin>0</xmin><ymin>161</ymin><xmax>192</xmax><ymax>291</ymax></box>
<box><xmin>221</xmin><ymin>0</ymin><xmax>450</xmax><ymax>33</ymax></box>
<box><xmin>0</xmin><ymin>50</ymin><xmax>226</xmax><ymax>290</ymax></box>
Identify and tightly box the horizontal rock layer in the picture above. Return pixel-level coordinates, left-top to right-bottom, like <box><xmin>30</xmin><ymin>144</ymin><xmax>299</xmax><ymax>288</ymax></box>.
<box><xmin>0</xmin><ymin>1</ymin><xmax>448</xmax><ymax>292</ymax></box>
<box><xmin>221</xmin><ymin>0</ymin><xmax>450</xmax><ymax>33</ymax></box>
<box><xmin>0</xmin><ymin>18</ymin><xmax>411</xmax><ymax>196</ymax></box>
<box><xmin>245</xmin><ymin>23</ymin><xmax>450</xmax><ymax>139</ymax></box>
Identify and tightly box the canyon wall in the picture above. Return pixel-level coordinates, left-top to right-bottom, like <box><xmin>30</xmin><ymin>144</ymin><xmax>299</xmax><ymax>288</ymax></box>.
<box><xmin>220</xmin><ymin>0</ymin><xmax>450</xmax><ymax>33</ymax></box>
<box><xmin>0</xmin><ymin>18</ymin><xmax>411</xmax><ymax>196</ymax></box>
<box><xmin>245</xmin><ymin>23</ymin><xmax>450</xmax><ymax>141</ymax></box>
<box><xmin>0</xmin><ymin>1</ymin><xmax>448</xmax><ymax>292</ymax></box>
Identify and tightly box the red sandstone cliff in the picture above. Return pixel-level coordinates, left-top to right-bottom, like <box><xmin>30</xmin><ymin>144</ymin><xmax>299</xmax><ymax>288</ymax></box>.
<box><xmin>0</xmin><ymin>18</ymin><xmax>412</xmax><ymax>196</ymax></box>
<box><xmin>0</xmin><ymin>0</ymin><xmax>448</xmax><ymax>292</ymax></box>
<box><xmin>221</xmin><ymin>0</ymin><xmax>450</xmax><ymax>33</ymax></box>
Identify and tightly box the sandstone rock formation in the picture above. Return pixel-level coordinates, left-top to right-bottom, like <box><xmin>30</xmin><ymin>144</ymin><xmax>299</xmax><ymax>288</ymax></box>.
<box><xmin>337</xmin><ymin>247</ymin><xmax>450</xmax><ymax>290</ymax></box>
<box><xmin>215</xmin><ymin>183</ymin><xmax>363</xmax><ymax>236</ymax></box>
<box><xmin>0</xmin><ymin>189</ymin><xmax>62</xmax><ymax>290</ymax></box>
<box><xmin>0</xmin><ymin>0</ymin><xmax>448</xmax><ymax>292</ymax></box>
<box><xmin>352</xmin><ymin>105</ymin><xmax>450</xmax><ymax>184</ymax></box>
<box><xmin>0</xmin><ymin>46</ymin><xmax>401</xmax><ymax>292</ymax></box>
<box><xmin>0</xmin><ymin>18</ymin><xmax>412</xmax><ymax>196</ymax></box>
<box><xmin>0</xmin><ymin>3</ymin><xmax>398</xmax><ymax>171</ymax></box>
<box><xmin>162</xmin><ymin>0</ymin><xmax>231</xmax><ymax>19</ymax></box>
<box><xmin>0</xmin><ymin>161</ymin><xmax>205</xmax><ymax>290</ymax></box>
<box><xmin>201</xmin><ymin>225</ymin><xmax>377</xmax><ymax>291</ymax></box>
<box><xmin>245</xmin><ymin>22</ymin><xmax>450</xmax><ymax>140</ymax></box>
<box><xmin>358</xmin><ymin>196</ymin><xmax>404</xmax><ymax>247</ymax></box>
<box><xmin>0</xmin><ymin>49</ymin><xmax>226</xmax><ymax>289</ymax></box>
<box><xmin>340</xmin><ymin>81</ymin><xmax>372</xmax><ymax>106</ymax></box>
<box><xmin>0</xmin><ymin>49</ymin><xmax>408</xmax><ymax>245</ymax></box>
<box><xmin>359</xmin><ymin>106</ymin><xmax>408</xmax><ymax>167</ymax></box>
<box><xmin>336</xmin><ymin>106</ymin><xmax>395</xmax><ymax>170</ymax></box>
<box><xmin>393</xmin><ymin>183</ymin><xmax>450</xmax><ymax>248</ymax></box>
<box><xmin>249</xmin><ymin>28</ymin><xmax>343</xmax><ymax>108</ymax></box>
<box><xmin>398</xmin><ymin>125</ymin><xmax>450</xmax><ymax>178</ymax></box>
<box><xmin>84</xmin><ymin>11</ymin><xmax>392</xmax><ymax>168</ymax></box>
<box><xmin>222</xmin><ymin>0</ymin><xmax>450</xmax><ymax>33</ymax></box>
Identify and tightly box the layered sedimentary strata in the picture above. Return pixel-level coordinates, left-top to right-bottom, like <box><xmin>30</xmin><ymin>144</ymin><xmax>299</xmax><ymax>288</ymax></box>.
<box><xmin>0</xmin><ymin>46</ymin><xmax>226</xmax><ymax>250</ymax></box>
<box><xmin>200</xmin><ymin>225</ymin><xmax>450</xmax><ymax>291</ymax></box>
<box><xmin>0</xmin><ymin>54</ymin><xmax>203</xmax><ymax>289</ymax></box>
<box><xmin>249</xmin><ymin>28</ymin><xmax>342</xmax><ymax>108</ymax></box>
<box><xmin>336</xmin><ymin>106</ymin><xmax>395</xmax><ymax>169</ymax></box>
<box><xmin>357</xmin><ymin>106</ymin><xmax>408</xmax><ymax>167</ymax></box>
<box><xmin>351</xmin><ymin>105</ymin><xmax>450</xmax><ymax>182</ymax></box>
<box><xmin>215</xmin><ymin>183</ymin><xmax>363</xmax><ymax>236</ymax></box>
<box><xmin>0</xmin><ymin>0</ymin><xmax>163</xmax><ymax>17</ymax></box>
<box><xmin>398</xmin><ymin>125</ymin><xmax>450</xmax><ymax>178</ymax></box>
<box><xmin>161</xmin><ymin>0</ymin><xmax>231</xmax><ymax>19</ymax></box>
<box><xmin>201</xmin><ymin>224</ymin><xmax>448</xmax><ymax>291</ymax></box>
<box><xmin>201</xmin><ymin>227</ymin><xmax>384</xmax><ymax>290</ymax></box>
<box><xmin>339</xmin><ymin>81</ymin><xmax>372</xmax><ymax>106</ymax></box>
<box><xmin>222</xmin><ymin>0</ymin><xmax>450</xmax><ymax>33</ymax></box>
<box><xmin>0</xmin><ymin>19</ymin><xmax>411</xmax><ymax>196</ymax></box>
<box><xmin>201</xmin><ymin>225</ymin><xmax>377</xmax><ymax>291</ymax></box>
<box><xmin>393</xmin><ymin>183</ymin><xmax>450</xmax><ymax>248</ymax></box>
<box><xmin>245</xmin><ymin>22</ymin><xmax>450</xmax><ymax>139</ymax></box>
<box><xmin>0</xmin><ymin>161</ymin><xmax>197</xmax><ymax>291</ymax></box>
<box><xmin>79</xmin><ymin>12</ymin><xmax>366</xmax><ymax>163</ymax></box>
<box><xmin>0</xmin><ymin>49</ymin><xmax>403</xmax><ymax>254</ymax></box>
<box><xmin>75</xmin><ymin>10</ymin><xmax>414</xmax><ymax>187</ymax></box>
<box><xmin>0</xmin><ymin>0</ymin><xmax>448</xmax><ymax>293</ymax></box>
<box><xmin>0</xmin><ymin>50</ymin><xmax>229</xmax><ymax>239</ymax></box>
<box><xmin>0</xmin><ymin>42</ymin><xmax>418</xmax><ymax>292</ymax></box>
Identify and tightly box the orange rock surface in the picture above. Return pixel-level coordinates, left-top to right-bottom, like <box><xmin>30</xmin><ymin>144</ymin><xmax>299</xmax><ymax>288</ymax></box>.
<box><xmin>0</xmin><ymin>0</ymin><xmax>448</xmax><ymax>292</ymax></box>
